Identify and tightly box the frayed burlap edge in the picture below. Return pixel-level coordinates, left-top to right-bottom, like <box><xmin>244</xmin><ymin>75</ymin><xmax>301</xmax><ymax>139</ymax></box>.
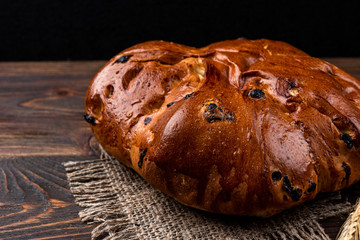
<box><xmin>64</xmin><ymin>149</ymin><xmax>137</xmax><ymax>240</ymax></box>
<box><xmin>64</xmin><ymin>146</ymin><xmax>354</xmax><ymax>240</ymax></box>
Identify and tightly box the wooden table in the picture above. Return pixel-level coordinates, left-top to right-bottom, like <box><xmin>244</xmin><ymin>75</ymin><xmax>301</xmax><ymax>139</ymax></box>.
<box><xmin>0</xmin><ymin>59</ymin><xmax>359</xmax><ymax>239</ymax></box>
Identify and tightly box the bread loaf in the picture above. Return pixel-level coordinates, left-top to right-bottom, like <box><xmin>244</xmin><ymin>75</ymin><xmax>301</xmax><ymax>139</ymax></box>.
<box><xmin>85</xmin><ymin>39</ymin><xmax>360</xmax><ymax>217</ymax></box>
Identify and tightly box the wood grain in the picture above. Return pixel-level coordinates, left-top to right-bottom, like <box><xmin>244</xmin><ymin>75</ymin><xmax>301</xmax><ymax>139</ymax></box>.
<box><xmin>0</xmin><ymin>59</ymin><xmax>359</xmax><ymax>239</ymax></box>
<box><xmin>0</xmin><ymin>61</ymin><xmax>105</xmax><ymax>239</ymax></box>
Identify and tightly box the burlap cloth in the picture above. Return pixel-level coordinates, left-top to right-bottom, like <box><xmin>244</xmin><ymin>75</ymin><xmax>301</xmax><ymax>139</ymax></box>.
<box><xmin>64</xmin><ymin>144</ymin><xmax>356</xmax><ymax>240</ymax></box>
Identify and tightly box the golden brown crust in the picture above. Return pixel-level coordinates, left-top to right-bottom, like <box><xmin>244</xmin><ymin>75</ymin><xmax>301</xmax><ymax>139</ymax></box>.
<box><xmin>85</xmin><ymin>39</ymin><xmax>360</xmax><ymax>217</ymax></box>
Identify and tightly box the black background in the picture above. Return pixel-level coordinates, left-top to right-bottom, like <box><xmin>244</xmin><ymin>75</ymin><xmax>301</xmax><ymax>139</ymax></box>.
<box><xmin>1</xmin><ymin>0</ymin><xmax>359</xmax><ymax>61</ymax></box>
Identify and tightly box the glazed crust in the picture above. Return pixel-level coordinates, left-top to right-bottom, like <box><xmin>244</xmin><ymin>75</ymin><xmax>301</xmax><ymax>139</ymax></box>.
<box><xmin>85</xmin><ymin>39</ymin><xmax>360</xmax><ymax>217</ymax></box>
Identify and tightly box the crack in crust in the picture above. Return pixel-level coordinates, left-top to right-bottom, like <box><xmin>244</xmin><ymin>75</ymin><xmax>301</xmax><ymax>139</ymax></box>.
<box><xmin>85</xmin><ymin>39</ymin><xmax>360</xmax><ymax>217</ymax></box>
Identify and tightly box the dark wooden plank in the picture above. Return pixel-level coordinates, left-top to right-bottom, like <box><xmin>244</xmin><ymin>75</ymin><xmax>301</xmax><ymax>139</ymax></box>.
<box><xmin>0</xmin><ymin>59</ymin><xmax>359</xmax><ymax>239</ymax></box>
<box><xmin>0</xmin><ymin>61</ymin><xmax>106</xmax><ymax>239</ymax></box>
<box><xmin>0</xmin><ymin>155</ymin><xmax>95</xmax><ymax>239</ymax></box>
<box><xmin>324</xmin><ymin>57</ymin><xmax>360</xmax><ymax>79</ymax></box>
<box><xmin>0</xmin><ymin>61</ymin><xmax>105</xmax><ymax>157</ymax></box>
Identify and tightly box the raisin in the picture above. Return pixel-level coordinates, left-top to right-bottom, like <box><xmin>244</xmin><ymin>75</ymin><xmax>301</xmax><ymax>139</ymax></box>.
<box><xmin>138</xmin><ymin>149</ymin><xmax>147</xmax><ymax>168</ymax></box>
<box><xmin>204</xmin><ymin>104</ymin><xmax>218</xmax><ymax>123</ymax></box>
<box><xmin>84</xmin><ymin>114</ymin><xmax>96</xmax><ymax>125</ymax></box>
<box><xmin>342</xmin><ymin>162</ymin><xmax>351</xmax><ymax>181</ymax></box>
<box><xmin>144</xmin><ymin>117</ymin><xmax>152</xmax><ymax>125</ymax></box>
<box><xmin>184</xmin><ymin>92</ymin><xmax>194</xmax><ymax>99</ymax></box>
<box><xmin>250</xmin><ymin>89</ymin><xmax>265</xmax><ymax>99</ymax></box>
<box><xmin>271</xmin><ymin>171</ymin><xmax>282</xmax><ymax>184</ymax></box>
<box><xmin>290</xmin><ymin>188</ymin><xmax>302</xmax><ymax>201</ymax></box>
<box><xmin>167</xmin><ymin>102</ymin><xmax>175</xmax><ymax>107</ymax></box>
<box><xmin>282</xmin><ymin>175</ymin><xmax>292</xmax><ymax>193</ymax></box>
<box><xmin>282</xmin><ymin>175</ymin><xmax>302</xmax><ymax>201</ymax></box>
<box><xmin>203</xmin><ymin>103</ymin><xmax>236</xmax><ymax>123</ymax></box>
<box><xmin>340</xmin><ymin>133</ymin><xmax>354</xmax><ymax>149</ymax></box>
<box><xmin>206</xmin><ymin>103</ymin><xmax>218</xmax><ymax>111</ymax></box>
<box><xmin>307</xmin><ymin>180</ymin><xmax>316</xmax><ymax>193</ymax></box>
<box><xmin>225</xmin><ymin>112</ymin><xmax>235</xmax><ymax>122</ymax></box>
<box><xmin>116</xmin><ymin>55</ymin><xmax>130</xmax><ymax>63</ymax></box>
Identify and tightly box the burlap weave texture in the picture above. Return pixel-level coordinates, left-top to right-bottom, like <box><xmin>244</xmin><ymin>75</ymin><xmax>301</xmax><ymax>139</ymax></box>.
<box><xmin>64</xmin><ymin>147</ymin><xmax>354</xmax><ymax>240</ymax></box>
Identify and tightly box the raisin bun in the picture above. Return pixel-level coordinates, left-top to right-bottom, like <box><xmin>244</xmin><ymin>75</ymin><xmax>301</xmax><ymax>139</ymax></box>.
<box><xmin>85</xmin><ymin>39</ymin><xmax>360</xmax><ymax>217</ymax></box>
